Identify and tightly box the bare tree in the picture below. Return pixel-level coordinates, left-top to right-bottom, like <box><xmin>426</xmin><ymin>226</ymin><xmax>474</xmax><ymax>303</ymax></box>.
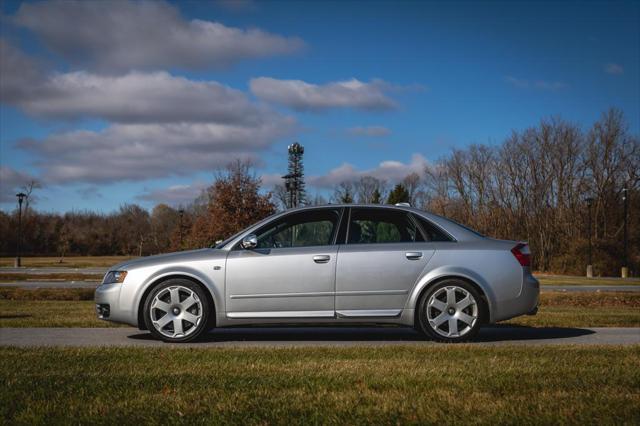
<box><xmin>354</xmin><ymin>176</ymin><xmax>387</xmax><ymax>204</ymax></box>
<box><xmin>332</xmin><ymin>181</ymin><xmax>354</xmax><ymax>203</ymax></box>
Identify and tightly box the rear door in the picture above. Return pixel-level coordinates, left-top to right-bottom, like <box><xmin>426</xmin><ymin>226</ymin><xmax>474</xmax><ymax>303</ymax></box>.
<box><xmin>225</xmin><ymin>208</ymin><xmax>342</xmax><ymax>319</ymax></box>
<box><xmin>335</xmin><ymin>207</ymin><xmax>435</xmax><ymax>318</ymax></box>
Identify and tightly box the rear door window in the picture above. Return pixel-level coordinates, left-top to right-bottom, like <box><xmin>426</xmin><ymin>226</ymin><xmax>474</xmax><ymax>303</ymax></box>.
<box><xmin>347</xmin><ymin>208</ymin><xmax>424</xmax><ymax>244</ymax></box>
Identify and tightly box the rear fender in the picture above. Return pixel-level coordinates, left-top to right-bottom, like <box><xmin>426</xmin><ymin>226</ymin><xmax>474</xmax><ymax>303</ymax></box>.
<box><xmin>406</xmin><ymin>266</ymin><xmax>497</xmax><ymax>323</ymax></box>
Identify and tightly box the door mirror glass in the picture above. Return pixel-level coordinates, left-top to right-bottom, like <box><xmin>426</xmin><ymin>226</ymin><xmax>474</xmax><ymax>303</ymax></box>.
<box><xmin>241</xmin><ymin>234</ymin><xmax>258</xmax><ymax>249</ymax></box>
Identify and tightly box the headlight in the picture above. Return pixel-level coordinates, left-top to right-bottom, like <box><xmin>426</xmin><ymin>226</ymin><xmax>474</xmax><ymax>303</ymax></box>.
<box><xmin>102</xmin><ymin>270</ymin><xmax>128</xmax><ymax>285</ymax></box>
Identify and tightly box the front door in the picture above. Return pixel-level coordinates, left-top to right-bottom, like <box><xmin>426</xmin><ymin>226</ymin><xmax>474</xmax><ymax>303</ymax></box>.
<box><xmin>225</xmin><ymin>208</ymin><xmax>342</xmax><ymax>319</ymax></box>
<box><xmin>335</xmin><ymin>207</ymin><xmax>435</xmax><ymax>317</ymax></box>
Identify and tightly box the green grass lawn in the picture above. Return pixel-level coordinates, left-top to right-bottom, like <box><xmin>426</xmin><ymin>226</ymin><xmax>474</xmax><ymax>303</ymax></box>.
<box><xmin>1</xmin><ymin>346</ymin><xmax>638</xmax><ymax>424</ymax></box>
<box><xmin>0</xmin><ymin>273</ymin><xmax>103</xmax><ymax>282</ymax></box>
<box><xmin>536</xmin><ymin>274</ymin><xmax>640</xmax><ymax>286</ymax></box>
<box><xmin>1</xmin><ymin>290</ymin><xmax>639</xmax><ymax>328</ymax></box>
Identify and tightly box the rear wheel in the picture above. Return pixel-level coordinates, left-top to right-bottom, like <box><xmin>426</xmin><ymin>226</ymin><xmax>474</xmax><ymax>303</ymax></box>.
<box><xmin>143</xmin><ymin>279</ymin><xmax>211</xmax><ymax>343</ymax></box>
<box><xmin>417</xmin><ymin>279</ymin><xmax>484</xmax><ymax>343</ymax></box>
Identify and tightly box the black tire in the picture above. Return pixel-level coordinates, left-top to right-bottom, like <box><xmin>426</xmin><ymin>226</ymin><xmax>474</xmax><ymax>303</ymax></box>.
<box><xmin>143</xmin><ymin>278</ymin><xmax>212</xmax><ymax>343</ymax></box>
<box><xmin>416</xmin><ymin>279</ymin><xmax>485</xmax><ymax>343</ymax></box>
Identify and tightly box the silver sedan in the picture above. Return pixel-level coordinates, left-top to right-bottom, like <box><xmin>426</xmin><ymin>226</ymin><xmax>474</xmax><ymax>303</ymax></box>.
<box><xmin>95</xmin><ymin>204</ymin><xmax>539</xmax><ymax>343</ymax></box>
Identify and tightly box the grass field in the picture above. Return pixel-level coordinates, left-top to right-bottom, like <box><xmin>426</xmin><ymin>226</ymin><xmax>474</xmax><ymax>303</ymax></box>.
<box><xmin>1</xmin><ymin>289</ymin><xmax>639</xmax><ymax>328</ymax></box>
<box><xmin>1</xmin><ymin>345</ymin><xmax>638</xmax><ymax>424</ymax></box>
<box><xmin>536</xmin><ymin>274</ymin><xmax>640</xmax><ymax>286</ymax></box>
<box><xmin>0</xmin><ymin>273</ymin><xmax>102</xmax><ymax>282</ymax></box>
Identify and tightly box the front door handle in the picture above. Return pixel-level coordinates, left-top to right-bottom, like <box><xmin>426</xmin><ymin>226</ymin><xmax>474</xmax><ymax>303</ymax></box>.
<box><xmin>405</xmin><ymin>252</ymin><xmax>423</xmax><ymax>260</ymax></box>
<box><xmin>313</xmin><ymin>255</ymin><xmax>331</xmax><ymax>263</ymax></box>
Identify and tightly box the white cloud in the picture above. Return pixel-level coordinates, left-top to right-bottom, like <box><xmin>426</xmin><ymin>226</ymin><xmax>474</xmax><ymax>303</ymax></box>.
<box><xmin>604</xmin><ymin>63</ymin><xmax>624</xmax><ymax>75</ymax></box>
<box><xmin>347</xmin><ymin>126</ymin><xmax>391</xmax><ymax>137</ymax></box>
<box><xmin>138</xmin><ymin>181</ymin><xmax>208</xmax><ymax>205</ymax></box>
<box><xmin>0</xmin><ymin>166</ymin><xmax>38</xmax><ymax>203</ymax></box>
<box><xmin>505</xmin><ymin>76</ymin><xmax>566</xmax><ymax>91</ymax></box>
<box><xmin>259</xmin><ymin>173</ymin><xmax>287</xmax><ymax>188</ymax></box>
<box><xmin>19</xmin><ymin>120</ymin><xmax>294</xmax><ymax>184</ymax></box>
<box><xmin>12</xmin><ymin>0</ymin><xmax>303</xmax><ymax>72</ymax></box>
<box><xmin>5</xmin><ymin>69</ymin><xmax>279</xmax><ymax>125</ymax></box>
<box><xmin>250</xmin><ymin>77</ymin><xmax>398</xmax><ymax>111</ymax></box>
<box><xmin>308</xmin><ymin>154</ymin><xmax>429</xmax><ymax>188</ymax></box>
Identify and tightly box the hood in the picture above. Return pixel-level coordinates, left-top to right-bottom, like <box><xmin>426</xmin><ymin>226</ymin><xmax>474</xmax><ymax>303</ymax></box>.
<box><xmin>109</xmin><ymin>248</ymin><xmax>224</xmax><ymax>271</ymax></box>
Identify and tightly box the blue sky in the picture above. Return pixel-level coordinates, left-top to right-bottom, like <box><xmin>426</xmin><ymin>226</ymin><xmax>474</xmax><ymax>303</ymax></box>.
<box><xmin>1</xmin><ymin>0</ymin><xmax>638</xmax><ymax>212</ymax></box>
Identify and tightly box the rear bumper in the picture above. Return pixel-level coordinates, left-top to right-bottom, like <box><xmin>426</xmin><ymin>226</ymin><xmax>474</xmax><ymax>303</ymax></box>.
<box><xmin>493</xmin><ymin>273</ymin><xmax>540</xmax><ymax>322</ymax></box>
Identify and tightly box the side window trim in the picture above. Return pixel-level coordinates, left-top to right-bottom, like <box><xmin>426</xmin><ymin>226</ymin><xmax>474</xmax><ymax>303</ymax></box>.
<box><xmin>407</xmin><ymin>212</ymin><xmax>427</xmax><ymax>242</ymax></box>
<box><xmin>330</xmin><ymin>207</ymin><xmax>346</xmax><ymax>245</ymax></box>
<box><xmin>411</xmin><ymin>213</ymin><xmax>457</xmax><ymax>242</ymax></box>
<box><xmin>340</xmin><ymin>207</ymin><xmax>352</xmax><ymax>245</ymax></box>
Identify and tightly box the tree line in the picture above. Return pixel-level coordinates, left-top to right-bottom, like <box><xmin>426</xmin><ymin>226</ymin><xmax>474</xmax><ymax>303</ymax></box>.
<box><xmin>1</xmin><ymin>108</ymin><xmax>638</xmax><ymax>275</ymax></box>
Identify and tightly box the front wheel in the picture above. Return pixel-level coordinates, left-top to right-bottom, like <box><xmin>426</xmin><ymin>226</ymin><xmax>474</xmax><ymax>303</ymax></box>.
<box><xmin>417</xmin><ymin>279</ymin><xmax>485</xmax><ymax>343</ymax></box>
<box><xmin>143</xmin><ymin>279</ymin><xmax>211</xmax><ymax>343</ymax></box>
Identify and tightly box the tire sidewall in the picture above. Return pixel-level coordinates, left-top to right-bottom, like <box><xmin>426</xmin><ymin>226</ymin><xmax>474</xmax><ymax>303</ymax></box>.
<box><xmin>417</xmin><ymin>279</ymin><xmax>485</xmax><ymax>343</ymax></box>
<box><xmin>143</xmin><ymin>278</ymin><xmax>211</xmax><ymax>343</ymax></box>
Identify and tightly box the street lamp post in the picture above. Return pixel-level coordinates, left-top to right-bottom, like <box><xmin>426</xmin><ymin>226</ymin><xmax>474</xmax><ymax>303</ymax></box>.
<box><xmin>622</xmin><ymin>188</ymin><xmax>629</xmax><ymax>278</ymax></box>
<box><xmin>178</xmin><ymin>209</ymin><xmax>184</xmax><ymax>250</ymax></box>
<box><xmin>14</xmin><ymin>192</ymin><xmax>27</xmax><ymax>268</ymax></box>
<box><xmin>586</xmin><ymin>197</ymin><xmax>593</xmax><ymax>278</ymax></box>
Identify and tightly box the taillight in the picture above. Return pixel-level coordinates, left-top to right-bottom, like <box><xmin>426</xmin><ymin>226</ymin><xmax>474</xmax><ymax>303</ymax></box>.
<box><xmin>511</xmin><ymin>243</ymin><xmax>531</xmax><ymax>267</ymax></box>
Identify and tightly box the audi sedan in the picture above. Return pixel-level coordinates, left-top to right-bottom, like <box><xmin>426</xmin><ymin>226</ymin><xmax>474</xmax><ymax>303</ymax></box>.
<box><xmin>95</xmin><ymin>204</ymin><xmax>539</xmax><ymax>343</ymax></box>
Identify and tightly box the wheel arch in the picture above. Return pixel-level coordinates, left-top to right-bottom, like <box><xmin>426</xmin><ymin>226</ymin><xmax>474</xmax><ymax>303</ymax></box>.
<box><xmin>409</xmin><ymin>272</ymin><xmax>495</xmax><ymax>325</ymax></box>
<box><xmin>136</xmin><ymin>274</ymin><xmax>218</xmax><ymax>330</ymax></box>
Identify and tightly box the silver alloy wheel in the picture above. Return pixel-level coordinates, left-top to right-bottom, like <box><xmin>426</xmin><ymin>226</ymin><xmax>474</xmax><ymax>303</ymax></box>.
<box><xmin>150</xmin><ymin>285</ymin><xmax>203</xmax><ymax>339</ymax></box>
<box><xmin>426</xmin><ymin>286</ymin><xmax>478</xmax><ymax>338</ymax></box>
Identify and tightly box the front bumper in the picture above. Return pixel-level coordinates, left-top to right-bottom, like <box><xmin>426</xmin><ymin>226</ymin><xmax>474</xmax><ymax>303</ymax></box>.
<box><xmin>94</xmin><ymin>283</ymin><xmax>132</xmax><ymax>325</ymax></box>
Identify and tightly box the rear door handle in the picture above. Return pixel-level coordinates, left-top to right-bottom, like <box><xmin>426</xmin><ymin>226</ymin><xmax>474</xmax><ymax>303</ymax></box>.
<box><xmin>313</xmin><ymin>255</ymin><xmax>331</xmax><ymax>263</ymax></box>
<box><xmin>405</xmin><ymin>252</ymin><xmax>423</xmax><ymax>260</ymax></box>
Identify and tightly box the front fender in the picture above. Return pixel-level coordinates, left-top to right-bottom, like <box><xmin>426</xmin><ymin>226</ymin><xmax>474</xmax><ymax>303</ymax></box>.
<box><xmin>406</xmin><ymin>265</ymin><xmax>497</xmax><ymax>323</ymax></box>
<box><xmin>132</xmin><ymin>265</ymin><xmax>224</xmax><ymax>327</ymax></box>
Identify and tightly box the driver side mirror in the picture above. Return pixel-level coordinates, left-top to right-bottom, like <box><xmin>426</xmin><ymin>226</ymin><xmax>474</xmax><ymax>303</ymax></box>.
<box><xmin>241</xmin><ymin>234</ymin><xmax>258</xmax><ymax>249</ymax></box>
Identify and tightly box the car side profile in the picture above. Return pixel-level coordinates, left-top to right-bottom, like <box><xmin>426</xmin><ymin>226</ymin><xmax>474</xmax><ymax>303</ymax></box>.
<box><xmin>95</xmin><ymin>204</ymin><xmax>539</xmax><ymax>343</ymax></box>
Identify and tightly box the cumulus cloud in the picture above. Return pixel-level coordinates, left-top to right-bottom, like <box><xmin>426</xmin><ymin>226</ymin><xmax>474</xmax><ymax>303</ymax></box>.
<box><xmin>18</xmin><ymin>120</ymin><xmax>294</xmax><ymax>184</ymax></box>
<box><xmin>12</xmin><ymin>0</ymin><xmax>303</xmax><ymax>72</ymax></box>
<box><xmin>259</xmin><ymin>173</ymin><xmax>286</xmax><ymax>188</ymax></box>
<box><xmin>0</xmin><ymin>39</ymin><xmax>46</xmax><ymax>103</ymax></box>
<box><xmin>2</xmin><ymin>39</ymin><xmax>296</xmax><ymax>186</ymax></box>
<box><xmin>138</xmin><ymin>181</ymin><xmax>208</xmax><ymax>205</ymax></box>
<box><xmin>4</xmin><ymin>68</ymin><xmax>279</xmax><ymax>125</ymax></box>
<box><xmin>505</xmin><ymin>76</ymin><xmax>566</xmax><ymax>91</ymax></box>
<box><xmin>308</xmin><ymin>154</ymin><xmax>428</xmax><ymax>188</ymax></box>
<box><xmin>0</xmin><ymin>166</ymin><xmax>38</xmax><ymax>203</ymax></box>
<box><xmin>604</xmin><ymin>63</ymin><xmax>624</xmax><ymax>75</ymax></box>
<box><xmin>347</xmin><ymin>126</ymin><xmax>391</xmax><ymax>137</ymax></box>
<box><xmin>250</xmin><ymin>77</ymin><xmax>398</xmax><ymax>111</ymax></box>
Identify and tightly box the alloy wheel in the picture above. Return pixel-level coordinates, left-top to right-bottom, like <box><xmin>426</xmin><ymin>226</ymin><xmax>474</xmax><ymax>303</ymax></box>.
<box><xmin>150</xmin><ymin>285</ymin><xmax>203</xmax><ymax>339</ymax></box>
<box><xmin>425</xmin><ymin>285</ymin><xmax>478</xmax><ymax>338</ymax></box>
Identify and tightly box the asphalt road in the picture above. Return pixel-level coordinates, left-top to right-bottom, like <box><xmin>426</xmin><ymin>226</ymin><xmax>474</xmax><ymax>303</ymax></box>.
<box><xmin>2</xmin><ymin>281</ymin><xmax>640</xmax><ymax>293</ymax></box>
<box><xmin>1</xmin><ymin>326</ymin><xmax>638</xmax><ymax>347</ymax></box>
